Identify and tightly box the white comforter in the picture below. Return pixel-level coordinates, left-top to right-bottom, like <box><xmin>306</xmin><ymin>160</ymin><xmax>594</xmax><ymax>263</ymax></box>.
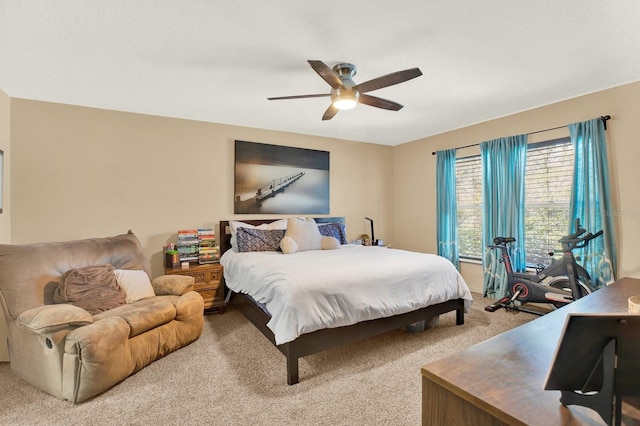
<box><xmin>221</xmin><ymin>245</ymin><xmax>473</xmax><ymax>345</ymax></box>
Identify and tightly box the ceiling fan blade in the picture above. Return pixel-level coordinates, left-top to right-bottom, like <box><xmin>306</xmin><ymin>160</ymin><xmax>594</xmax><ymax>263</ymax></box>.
<box><xmin>322</xmin><ymin>104</ymin><xmax>339</xmax><ymax>121</ymax></box>
<box><xmin>308</xmin><ymin>60</ymin><xmax>344</xmax><ymax>90</ymax></box>
<box><xmin>358</xmin><ymin>94</ymin><xmax>403</xmax><ymax>111</ymax></box>
<box><xmin>267</xmin><ymin>94</ymin><xmax>330</xmax><ymax>100</ymax></box>
<box><xmin>354</xmin><ymin>68</ymin><xmax>422</xmax><ymax>94</ymax></box>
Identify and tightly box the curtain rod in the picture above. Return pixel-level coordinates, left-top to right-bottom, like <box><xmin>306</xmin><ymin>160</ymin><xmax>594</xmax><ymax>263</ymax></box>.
<box><xmin>431</xmin><ymin>115</ymin><xmax>611</xmax><ymax>155</ymax></box>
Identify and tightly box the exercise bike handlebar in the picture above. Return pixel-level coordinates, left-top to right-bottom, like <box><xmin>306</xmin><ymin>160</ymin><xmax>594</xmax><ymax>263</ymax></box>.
<box><xmin>563</xmin><ymin>218</ymin><xmax>587</xmax><ymax>240</ymax></box>
<box><xmin>490</xmin><ymin>220</ymin><xmax>602</xmax><ymax>251</ymax></box>
<box><xmin>560</xmin><ymin>228</ymin><xmax>603</xmax><ymax>250</ymax></box>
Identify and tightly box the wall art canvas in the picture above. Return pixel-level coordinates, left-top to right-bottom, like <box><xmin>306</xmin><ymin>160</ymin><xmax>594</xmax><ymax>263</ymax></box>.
<box><xmin>234</xmin><ymin>140</ymin><xmax>330</xmax><ymax>214</ymax></box>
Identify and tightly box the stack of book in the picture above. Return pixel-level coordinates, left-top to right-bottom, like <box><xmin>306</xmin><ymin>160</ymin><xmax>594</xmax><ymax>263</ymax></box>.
<box><xmin>197</xmin><ymin>228</ymin><xmax>219</xmax><ymax>264</ymax></box>
<box><xmin>176</xmin><ymin>229</ymin><xmax>199</xmax><ymax>264</ymax></box>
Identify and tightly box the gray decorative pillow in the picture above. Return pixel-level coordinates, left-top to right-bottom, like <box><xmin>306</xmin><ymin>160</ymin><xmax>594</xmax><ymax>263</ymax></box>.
<box><xmin>236</xmin><ymin>227</ymin><xmax>285</xmax><ymax>252</ymax></box>
<box><xmin>318</xmin><ymin>222</ymin><xmax>347</xmax><ymax>244</ymax></box>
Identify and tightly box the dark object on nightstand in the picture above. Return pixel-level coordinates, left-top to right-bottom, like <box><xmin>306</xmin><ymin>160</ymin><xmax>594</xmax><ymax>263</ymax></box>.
<box><xmin>365</xmin><ymin>216</ymin><xmax>384</xmax><ymax>246</ymax></box>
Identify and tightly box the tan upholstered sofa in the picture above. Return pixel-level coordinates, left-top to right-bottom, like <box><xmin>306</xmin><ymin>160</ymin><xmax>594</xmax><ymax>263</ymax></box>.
<box><xmin>0</xmin><ymin>231</ymin><xmax>204</xmax><ymax>403</ymax></box>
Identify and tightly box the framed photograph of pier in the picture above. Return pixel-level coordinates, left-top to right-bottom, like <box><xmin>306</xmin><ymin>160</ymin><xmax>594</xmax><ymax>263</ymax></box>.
<box><xmin>234</xmin><ymin>140</ymin><xmax>330</xmax><ymax>214</ymax></box>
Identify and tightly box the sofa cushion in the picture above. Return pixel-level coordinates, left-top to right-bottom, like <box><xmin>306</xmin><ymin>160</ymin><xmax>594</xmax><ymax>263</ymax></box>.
<box><xmin>53</xmin><ymin>264</ymin><xmax>126</xmax><ymax>315</ymax></box>
<box><xmin>151</xmin><ymin>275</ymin><xmax>195</xmax><ymax>296</ymax></box>
<box><xmin>92</xmin><ymin>297</ymin><xmax>178</xmax><ymax>338</ymax></box>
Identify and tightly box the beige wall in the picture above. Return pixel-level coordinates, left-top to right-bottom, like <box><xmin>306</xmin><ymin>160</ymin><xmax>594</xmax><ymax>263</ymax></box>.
<box><xmin>393</xmin><ymin>80</ymin><xmax>640</xmax><ymax>292</ymax></box>
<box><xmin>1</xmin><ymin>99</ymin><xmax>395</xmax><ymax>361</ymax></box>
<box><xmin>9</xmin><ymin>99</ymin><xmax>395</xmax><ymax>264</ymax></box>
<box><xmin>2</xmin><ymin>80</ymin><xmax>639</xmax><ymax>361</ymax></box>
<box><xmin>0</xmin><ymin>89</ymin><xmax>9</xmax><ymax>360</ymax></box>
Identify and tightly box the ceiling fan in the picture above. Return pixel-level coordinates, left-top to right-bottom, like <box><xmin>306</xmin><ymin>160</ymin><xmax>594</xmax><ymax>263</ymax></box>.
<box><xmin>267</xmin><ymin>60</ymin><xmax>423</xmax><ymax>121</ymax></box>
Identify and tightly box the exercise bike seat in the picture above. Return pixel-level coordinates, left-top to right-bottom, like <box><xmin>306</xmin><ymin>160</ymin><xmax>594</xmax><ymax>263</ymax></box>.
<box><xmin>493</xmin><ymin>237</ymin><xmax>516</xmax><ymax>245</ymax></box>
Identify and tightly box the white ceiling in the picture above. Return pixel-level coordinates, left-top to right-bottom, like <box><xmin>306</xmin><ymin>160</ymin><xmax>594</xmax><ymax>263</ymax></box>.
<box><xmin>2</xmin><ymin>1</ymin><xmax>640</xmax><ymax>146</ymax></box>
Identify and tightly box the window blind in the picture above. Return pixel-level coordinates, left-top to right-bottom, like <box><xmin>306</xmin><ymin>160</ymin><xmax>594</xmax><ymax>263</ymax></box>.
<box><xmin>524</xmin><ymin>138</ymin><xmax>574</xmax><ymax>265</ymax></box>
<box><xmin>455</xmin><ymin>137</ymin><xmax>574</xmax><ymax>264</ymax></box>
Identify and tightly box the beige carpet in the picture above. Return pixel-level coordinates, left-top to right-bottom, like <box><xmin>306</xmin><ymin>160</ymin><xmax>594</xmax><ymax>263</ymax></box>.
<box><xmin>0</xmin><ymin>293</ymin><xmax>534</xmax><ymax>426</ymax></box>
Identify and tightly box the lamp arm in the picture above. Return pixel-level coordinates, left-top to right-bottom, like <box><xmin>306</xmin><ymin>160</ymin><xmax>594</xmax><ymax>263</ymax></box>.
<box><xmin>364</xmin><ymin>217</ymin><xmax>375</xmax><ymax>243</ymax></box>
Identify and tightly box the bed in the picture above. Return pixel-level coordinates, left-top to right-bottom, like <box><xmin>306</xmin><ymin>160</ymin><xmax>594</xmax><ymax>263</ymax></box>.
<box><xmin>219</xmin><ymin>217</ymin><xmax>472</xmax><ymax>385</ymax></box>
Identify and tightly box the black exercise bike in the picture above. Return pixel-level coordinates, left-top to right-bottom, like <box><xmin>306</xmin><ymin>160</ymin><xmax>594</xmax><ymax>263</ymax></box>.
<box><xmin>485</xmin><ymin>219</ymin><xmax>603</xmax><ymax>315</ymax></box>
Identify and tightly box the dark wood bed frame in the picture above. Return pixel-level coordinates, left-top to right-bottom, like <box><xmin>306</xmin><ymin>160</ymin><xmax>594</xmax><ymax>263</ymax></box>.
<box><xmin>219</xmin><ymin>218</ymin><xmax>465</xmax><ymax>385</ymax></box>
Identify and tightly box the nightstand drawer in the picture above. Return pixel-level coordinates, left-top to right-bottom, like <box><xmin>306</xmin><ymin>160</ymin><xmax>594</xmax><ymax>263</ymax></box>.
<box><xmin>194</xmin><ymin>280</ymin><xmax>221</xmax><ymax>291</ymax></box>
<box><xmin>164</xmin><ymin>263</ymin><xmax>225</xmax><ymax>313</ymax></box>
<box><xmin>198</xmin><ymin>287</ymin><xmax>224</xmax><ymax>306</ymax></box>
<box><xmin>205</xmin><ymin>268</ymin><xmax>222</xmax><ymax>282</ymax></box>
<box><xmin>179</xmin><ymin>269</ymin><xmax>220</xmax><ymax>285</ymax></box>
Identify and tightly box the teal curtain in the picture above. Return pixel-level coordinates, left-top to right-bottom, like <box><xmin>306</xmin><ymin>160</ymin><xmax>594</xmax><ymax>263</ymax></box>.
<box><xmin>436</xmin><ymin>149</ymin><xmax>459</xmax><ymax>269</ymax></box>
<box><xmin>481</xmin><ymin>135</ymin><xmax>528</xmax><ymax>298</ymax></box>
<box><xmin>568</xmin><ymin>118</ymin><xmax>617</xmax><ymax>288</ymax></box>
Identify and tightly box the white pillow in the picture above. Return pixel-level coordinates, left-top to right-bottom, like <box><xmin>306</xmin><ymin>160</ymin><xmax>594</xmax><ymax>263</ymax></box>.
<box><xmin>113</xmin><ymin>269</ymin><xmax>155</xmax><ymax>303</ymax></box>
<box><xmin>279</xmin><ymin>236</ymin><xmax>297</xmax><ymax>254</ymax></box>
<box><xmin>230</xmin><ymin>219</ymin><xmax>288</xmax><ymax>252</ymax></box>
<box><xmin>321</xmin><ymin>236</ymin><xmax>340</xmax><ymax>250</ymax></box>
<box><xmin>280</xmin><ymin>235</ymin><xmax>339</xmax><ymax>253</ymax></box>
<box><xmin>280</xmin><ymin>218</ymin><xmax>322</xmax><ymax>254</ymax></box>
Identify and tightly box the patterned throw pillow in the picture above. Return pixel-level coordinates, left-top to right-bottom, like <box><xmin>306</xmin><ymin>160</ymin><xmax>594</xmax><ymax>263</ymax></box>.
<box><xmin>318</xmin><ymin>222</ymin><xmax>347</xmax><ymax>244</ymax></box>
<box><xmin>229</xmin><ymin>219</ymin><xmax>288</xmax><ymax>252</ymax></box>
<box><xmin>236</xmin><ymin>227</ymin><xmax>285</xmax><ymax>252</ymax></box>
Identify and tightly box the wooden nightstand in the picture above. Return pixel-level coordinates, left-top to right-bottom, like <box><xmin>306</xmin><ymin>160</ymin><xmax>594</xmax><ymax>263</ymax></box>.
<box><xmin>164</xmin><ymin>263</ymin><xmax>225</xmax><ymax>313</ymax></box>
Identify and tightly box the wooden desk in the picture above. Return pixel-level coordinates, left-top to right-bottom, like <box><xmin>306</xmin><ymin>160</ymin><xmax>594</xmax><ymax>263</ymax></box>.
<box><xmin>421</xmin><ymin>277</ymin><xmax>640</xmax><ymax>426</ymax></box>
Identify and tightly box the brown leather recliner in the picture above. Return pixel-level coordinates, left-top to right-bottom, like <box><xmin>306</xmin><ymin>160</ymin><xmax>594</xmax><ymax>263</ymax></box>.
<box><xmin>0</xmin><ymin>231</ymin><xmax>204</xmax><ymax>403</ymax></box>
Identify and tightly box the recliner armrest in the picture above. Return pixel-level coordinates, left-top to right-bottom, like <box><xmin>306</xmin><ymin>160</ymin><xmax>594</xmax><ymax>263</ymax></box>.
<box><xmin>16</xmin><ymin>304</ymin><xmax>93</xmax><ymax>335</ymax></box>
<box><xmin>151</xmin><ymin>275</ymin><xmax>195</xmax><ymax>296</ymax></box>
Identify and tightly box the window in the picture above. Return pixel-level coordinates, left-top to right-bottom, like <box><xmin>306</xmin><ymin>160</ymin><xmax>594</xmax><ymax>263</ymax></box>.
<box><xmin>524</xmin><ymin>138</ymin><xmax>573</xmax><ymax>264</ymax></box>
<box><xmin>456</xmin><ymin>156</ymin><xmax>482</xmax><ymax>259</ymax></box>
<box><xmin>455</xmin><ymin>138</ymin><xmax>574</xmax><ymax>265</ymax></box>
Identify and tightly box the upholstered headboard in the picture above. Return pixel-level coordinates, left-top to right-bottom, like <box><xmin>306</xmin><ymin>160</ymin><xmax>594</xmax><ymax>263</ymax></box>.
<box><xmin>219</xmin><ymin>217</ymin><xmax>345</xmax><ymax>255</ymax></box>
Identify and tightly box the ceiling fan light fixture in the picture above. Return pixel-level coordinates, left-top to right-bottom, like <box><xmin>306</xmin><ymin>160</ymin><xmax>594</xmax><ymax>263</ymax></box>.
<box><xmin>332</xmin><ymin>91</ymin><xmax>359</xmax><ymax>110</ymax></box>
<box><xmin>267</xmin><ymin>60</ymin><xmax>422</xmax><ymax>120</ymax></box>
